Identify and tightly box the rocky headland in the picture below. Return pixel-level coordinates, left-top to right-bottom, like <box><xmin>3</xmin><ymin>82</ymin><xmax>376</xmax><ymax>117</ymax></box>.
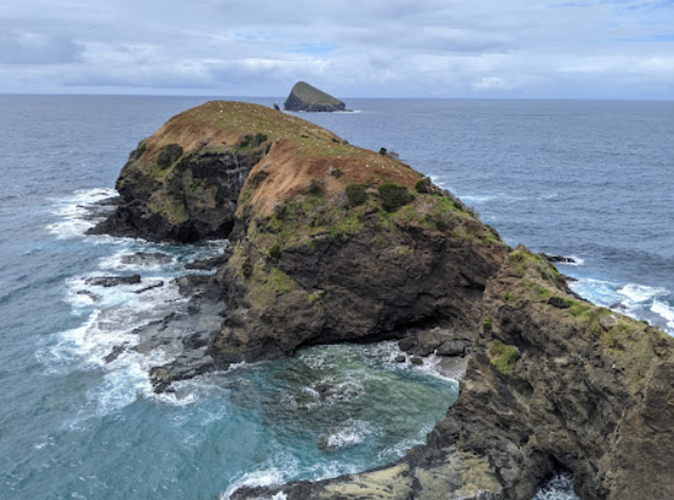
<box><xmin>284</xmin><ymin>81</ymin><xmax>346</xmax><ymax>112</ymax></box>
<box><xmin>92</xmin><ymin>101</ymin><xmax>674</xmax><ymax>499</ymax></box>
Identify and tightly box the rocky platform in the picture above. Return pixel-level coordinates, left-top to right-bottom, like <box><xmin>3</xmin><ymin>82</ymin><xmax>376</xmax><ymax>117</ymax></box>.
<box><xmin>93</xmin><ymin>101</ymin><xmax>674</xmax><ymax>499</ymax></box>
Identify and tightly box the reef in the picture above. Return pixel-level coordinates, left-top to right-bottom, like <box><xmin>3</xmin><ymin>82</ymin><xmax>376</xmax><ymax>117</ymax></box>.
<box><xmin>93</xmin><ymin>101</ymin><xmax>674</xmax><ymax>499</ymax></box>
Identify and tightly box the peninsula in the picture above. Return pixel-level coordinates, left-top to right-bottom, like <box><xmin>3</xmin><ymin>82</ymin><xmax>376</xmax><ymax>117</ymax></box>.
<box><xmin>92</xmin><ymin>101</ymin><xmax>674</xmax><ymax>500</ymax></box>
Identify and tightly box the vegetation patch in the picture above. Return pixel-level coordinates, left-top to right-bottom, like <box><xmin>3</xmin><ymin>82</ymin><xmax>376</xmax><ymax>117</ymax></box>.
<box><xmin>130</xmin><ymin>139</ymin><xmax>148</xmax><ymax>160</ymax></box>
<box><xmin>307</xmin><ymin>178</ymin><xmax>325</xmax><ymax>196</ymax></box>
<box><xmin>509</xmin><ymin>247</ymin><xmax>565</xmax><ymax>286</ymax></box>
<box><xmin>157</xmin><ymin>143</ymin><xmax>184</xmax><ymax>169</ymax></box>
<box><xmin>234</xmin><ymin>133</ymin><xmax>268</xmax><ymax>152</ymax></box>
<box><xmin>246</xmin><ymin>264</ymin><xmax>297</xmax><ymax>311</ymax></box>
<box><xmin>378</xmin><ymin>182</ymin><xmax>415</xmax><ymax>213</ymax></box>
<box><xmin>489</xmin><ymin>340</ymin><xmax>519</xmax><ymax>375</ymax></box>
<box><xmin>346</xmin><ymin>184</ymin><xmax>369</xmax><ymax>207</ymax></box>
<box><xmin>415</xmin><ymin>177</ymin><xmax>433</xmax><ymax>194</ymax></box>
<box><xmin>249</xmin><ymin>170</ymin><xmax>269</xmax><ymax>189</ymax></box>
<box><xmin>267</xmin><ymin>243</ymin><xmax>282</xmax><ymax>263</ymax></box>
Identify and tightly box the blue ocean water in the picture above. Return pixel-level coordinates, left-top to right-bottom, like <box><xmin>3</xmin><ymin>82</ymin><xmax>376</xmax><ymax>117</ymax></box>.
<box><xmin>0</xmin><ymin>95</ymin><xmax>672</xmax><ymax>500</ymax></box>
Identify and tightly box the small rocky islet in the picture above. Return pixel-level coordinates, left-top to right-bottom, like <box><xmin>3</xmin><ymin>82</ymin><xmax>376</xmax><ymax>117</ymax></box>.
<box><xmin>283</xmin><ymin>81</ymin><xmax>347</xmax><ymax>112</ymax></box>
<box><xmin>91</xmin><ymin>101</ymin><xmax>674</xmax><ymax>499</ymax></box>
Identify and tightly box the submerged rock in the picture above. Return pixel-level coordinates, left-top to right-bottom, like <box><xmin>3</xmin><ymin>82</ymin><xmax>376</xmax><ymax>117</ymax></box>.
<box><xmin>85</xmin><ymin>274</ymin><xmax>141</xmax><ymax>287</ymax></box>
<box><xmin>284</xmin><ymin>81</ymin><xmax>346</xmax><ymax>112</ymax></box>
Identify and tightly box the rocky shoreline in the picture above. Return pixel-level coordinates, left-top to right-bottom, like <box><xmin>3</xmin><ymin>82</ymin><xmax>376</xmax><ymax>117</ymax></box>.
<box><xmin>90</xmin><ymin>101</ymin><xmax>674</xmax><ymax>499</ymax></box>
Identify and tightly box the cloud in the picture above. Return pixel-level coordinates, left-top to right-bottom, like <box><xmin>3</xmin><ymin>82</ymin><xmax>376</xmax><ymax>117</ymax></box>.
<box><xmin>0</xmin><ymin>30</ymin><xmax>84</xmax><ymax>64</ymax></box>
<box><xmin>0</xmin><ymin>0</ymin><xmax>672</xmax><ymax>98</ymax></box>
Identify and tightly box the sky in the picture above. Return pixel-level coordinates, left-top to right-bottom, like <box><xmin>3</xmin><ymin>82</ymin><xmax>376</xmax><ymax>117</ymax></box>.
<box><xmin>0</xmin><ymin>0</ymin><xmax>673</xmax><ymax>99</ymax></box>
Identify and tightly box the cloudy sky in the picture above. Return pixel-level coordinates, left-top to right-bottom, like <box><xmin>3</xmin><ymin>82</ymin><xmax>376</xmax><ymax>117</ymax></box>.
<box><xmin>1</xmin><ymin>0</ymin><xmax>672</xmax><ymax>99</ymax></box>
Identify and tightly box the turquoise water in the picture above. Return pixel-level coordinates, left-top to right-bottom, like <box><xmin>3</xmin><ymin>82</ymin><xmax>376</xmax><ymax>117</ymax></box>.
<box><xmin>1</xmin><ymin>96</ymin><xmax>672</xmax><ymax>499</ymax></box>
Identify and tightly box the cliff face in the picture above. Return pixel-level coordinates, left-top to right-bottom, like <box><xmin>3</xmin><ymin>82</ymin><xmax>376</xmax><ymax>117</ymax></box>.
<box><xmin>234</xmin><ymin>246</ymin><xmax>674</xmax><ymax>500</ymax></box>
<box><xmin>209</xmin><ymin>106</ymin><xmax>507</xmax><ymax>364</ymax></box>
<box><xmin>95</xmin><ymin>101</ymin><xmax>674</xmax><ymax>500</ymax></box>
<box><xmin>91</xmin><ymin>102</ymin><xmax>279</xmax><ymax>242</ymax></box>
<box><xmin>283</xmin><ymin>81</ymin><xmax>346</xmax><ymax>112</ymax></box>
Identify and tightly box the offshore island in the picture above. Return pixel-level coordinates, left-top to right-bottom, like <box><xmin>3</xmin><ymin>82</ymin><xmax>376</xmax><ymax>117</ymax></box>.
<box><xmin>90</xmin><ymin>101</ymin><xmax>674</xmax><ymax>499</ymax></box>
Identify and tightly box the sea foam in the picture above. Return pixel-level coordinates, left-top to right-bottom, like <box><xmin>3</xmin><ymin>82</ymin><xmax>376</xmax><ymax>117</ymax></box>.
<box><xmin>46</xmin><ymin>188</ymin><xmax>117</xmax><ymax>239</ymax></box>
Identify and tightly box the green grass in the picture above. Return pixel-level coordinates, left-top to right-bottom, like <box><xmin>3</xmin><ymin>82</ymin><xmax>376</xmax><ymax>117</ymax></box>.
<box><xmin>489</xmin><ymin>340</ymin><xmax>519</xmax><ymax>375</ymax></box>
<box><xmin>290</xmin><ymin>81</ymin><xmax>343</xmax><ymax>106</ymax></box>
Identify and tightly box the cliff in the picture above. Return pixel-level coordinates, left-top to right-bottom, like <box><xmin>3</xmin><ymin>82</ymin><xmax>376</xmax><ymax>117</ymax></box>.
<box><xmin>234</xmin><ymin>246</ymin><xmax>674</xmax><ymax>500</ymax></box>
<box><xmin>94</xmin><ymin>101</ymin><xmax>674</xmax><ymax>499</ymax></box>
<box><xmin>284</xmin><ymin>81</ymin><xmax>346</xmax><ymax>112</ymax></box>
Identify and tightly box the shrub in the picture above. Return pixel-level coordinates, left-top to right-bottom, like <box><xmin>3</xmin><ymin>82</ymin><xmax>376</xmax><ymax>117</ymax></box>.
<box><xmin>268</xmin><ymin>244</ymin><xmax>282</xmax><ymax>263</ymax></box>
<box><xmin>329</xmin><ymin>167</ymin><xmax>343</xmax><ymax>178</ymax></box>
<box><xmin>308</xmin><ymin>179</ymin><xmax>324</xmax><ymax>196</ymax></box>
<box><xmin>236</xmin><ymin>133</ymin><xmax>268</xmax><ymax>151</ymax></box>
<box><xmin>242</xmin><ymin>258</ymin><xmax>253</xmax><ymax>279</ymax></box>
<box><xmin>379</xmin><ymin>147</ymin><xmax>387</xmax><ymax>155</ymax></box>
<box><xmin>345</xmin><ymin>184</ymin><xmax>369</xmax><ymax>207</ymax></box>
<box><xmin>249</xmin><ymin>170</ymin><xmax>269</xmax><ymax>188</ymax></box>
<box><xmin>378</xmin><ymin>183</ymin><xmax>414</xmax><ymax>212</ymax></box>
<box><xmin>415</xmin><ymin>177</ymin><xmax>432</xmax><ymax>194</ymax></box>
<box><xmin>157</xmin><ymin>143</ymin><xmax>184</xmax><ymax>169</ymax></box>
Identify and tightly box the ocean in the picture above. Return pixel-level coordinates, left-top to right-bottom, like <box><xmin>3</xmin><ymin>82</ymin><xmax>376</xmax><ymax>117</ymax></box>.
<box><xmin>0</xmin><ymin>95</ymin><xmax>672</xmax><ymax>500</ymax></box>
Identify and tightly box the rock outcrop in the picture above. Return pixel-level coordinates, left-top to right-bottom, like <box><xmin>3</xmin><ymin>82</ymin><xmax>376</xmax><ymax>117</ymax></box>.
<box><xmin>234</xmin><ymin>246</ymin><xmax>674</xmax><ymax>500</ymax></box>
<box><xmin>284</xmin><ymin>81</ymin><xmax>346</xmax><ymax>112</ymax></box>
<box><xmin>89</xmin><ymin>102</ymin><xmax>275</xmax><ymax>242</ymax></box>
<box><xmin>94</xmin><ymin>101</ymin><xmax>674</xmax><ymax>499</ymax></box>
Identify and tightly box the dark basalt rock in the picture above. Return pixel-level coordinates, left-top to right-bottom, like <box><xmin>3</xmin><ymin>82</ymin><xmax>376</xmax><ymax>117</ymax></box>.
<box><xmin>283</xmin><ymin>81</ymin><xmax>346</xmax><ymax>112</ymax></box>
<box><xmin>134</xmin><ymin>281</ymin><xmax>164</xmax><ymax>294</ymax></box>
<box><xmin>236</xmin><ymin>247</ymin><xmax>674</xmax><ymax>500</ymax></box>
<box><xmin>85</xmin><ymin>274</ymin><xmax>141</xmax><ymax>287</ymax></box>
<box><xmin>543</xmin><ymin>253</ymin><xmax>577</xmax><ymax>264</ymax></box>
<box><xmin>89</xmin><ymin>147</ymin><xmax>265</xmax><ymax>243</ymax></box>
<box><xmin>399</xmin><ymin>327</ymin><xmax>474</xmax><ymax>357</ymax></box>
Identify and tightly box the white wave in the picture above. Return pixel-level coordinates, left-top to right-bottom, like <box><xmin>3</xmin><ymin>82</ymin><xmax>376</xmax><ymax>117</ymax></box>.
<box><xmin>65</xmin><ymin>273</ymin><xmax>177</xmax><ymax>315</ymax></box>
<box><xmin>617</xmin><ymin>283</ymin><xmax>668</xmax><ymax>304</ymax></box>
<box><xmin>219</xmin><ymin>457</ymin><xmax>297</xmax><ymax>500</ymax></box>
<box><xmin>568</xmin><ymin>278</ymin><xmax>674</xmax><ymax>335</ymax></box>
<box><xmin>46</xmin><ymin>188</ymin><xmax>117</xmax><ymax>239</ymax></box>
<box><xmin>47</xmin><ymin>276</ymin><xmax>191</xmax><ymax>419</ymax></box>
<box><xmin>652</xmin><ymin>300</ymin><xmax>674</xmax><ymax>330</ymax></box>
<box><xmin>324</xmin><ymin>420</ymin><xmax>374</xmax><ymax>450</ymax></box>
<box><xmin>568</xmin><ymin>278</ymin><xmax>622</xmax><ymax>308</ymax></box>
<box><xmin>416</xmin><ymin>353</ymin><xmax>465</xmax><ymax>384</ymax></box>
<box><xmin>99</xmin><ymin>249</ymin><xmax>177</xmax><ymax>272</ymax></box>
<box><xmin>361</xmin><ymin>340</ymin><xmax>460</xmax><ymax>383</ymax></box>
<box><xmin>533</xmin><ymin>472</ymin><xmax>579</xmax><ymax>500</ymax></box>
